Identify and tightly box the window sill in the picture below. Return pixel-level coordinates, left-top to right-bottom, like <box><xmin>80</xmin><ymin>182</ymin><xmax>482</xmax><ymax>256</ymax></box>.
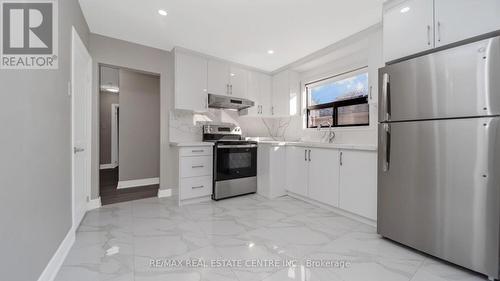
<box><xmin>304</xmin><ymin>126</ymin><xmax>375</xmax><ymax>132</ymax></box>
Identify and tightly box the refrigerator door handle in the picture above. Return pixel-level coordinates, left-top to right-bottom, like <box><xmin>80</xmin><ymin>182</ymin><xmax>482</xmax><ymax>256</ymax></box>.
<box><xmin>382</xmin><ymin>73</ymin><xmax>391</xmax><ymax>121</ymax></box>
<box><xmin>382</xmin><ymin>123</ymin><xmax>391</xmax><ymax>172</ymax></box>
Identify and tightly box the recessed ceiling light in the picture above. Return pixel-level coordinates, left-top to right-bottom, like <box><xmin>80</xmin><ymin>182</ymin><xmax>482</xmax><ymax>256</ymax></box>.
<box><xmin>400</xmin><ymin>7</ymin><xmax>410</xmax><ymax>13</ymax></box>
<box><xmin>158</xmin><ymin>9</ymin><xmax>168</xmax><ymax>16</ymax></box>
<box><xmin>267</xmin><ymin>50</ymin><xmax>275</xmax><ymax>55</ymax></box>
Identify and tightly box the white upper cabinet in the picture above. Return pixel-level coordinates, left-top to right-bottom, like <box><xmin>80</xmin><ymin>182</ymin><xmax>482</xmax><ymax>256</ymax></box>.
<box><xmin>259</xmin><ymin>74</ymin><xmax>273</xmax><ymax>116</ymax></box>
<box><xmin>383</xmin><ymin>0</ymin><xmax>434</xmax><ymax>62</ymax></box>
<box><xmin>244</xmin><ymin>71</ymin><xmax>273</xmax><ymax>117</ymax></box>
<box><xmin>229</xmin><ymin>65</ymin><xmax>248</xmax><ymax>98</ymax></box>
<box><xmin>246</xmin><ymin>71</ymin><xmax>261</xmax><ymax>116</ymax></box>
<box><xmin>308</xmin><ymin>148</ymin><xmax>340</xmax><ymax>207</ymax></box>
<box><xmin>207</xmin><ymin>60</ymin><xmax>230</xmax><ymax>96</ymax></box>
<box><xmin>384</xmin><ymin>0</ymin><xmax>500</xmax><ymax>62</ymax></box>
<box><xmin>272</xmin><ymin>70</ymin><xmax>299</xmax><ymax>116</ymax></box>
<box><xmin>434</xmin><ymin>0</ymin><xmax>500</xmax><ymax>47</ymax></box>
<box><xmin>174</xmin><ymin>51</ymin><xmax>208</xmax><ymax>112</ymax></box>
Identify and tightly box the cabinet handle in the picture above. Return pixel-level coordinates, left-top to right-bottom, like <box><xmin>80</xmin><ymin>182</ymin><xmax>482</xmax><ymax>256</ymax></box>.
<box><xmin>230</xmin><ymin>84</ymin><xmax>233</xmax><ymax>95</ymax></box>
<box><xmin>308</xmin><ymin>150</ymin><xmax>311</xmax><ymax>162</ymax></box>
<box><xmin>304</xmin><ymin>150</ymin><xmax>307</xmax><ymax>161</ymax></box>
<box><xmin>437</xmin><ymin>21</ymin><xmax>441</xmax><ymax>43</ymax></box>
<box><xmin>192</xmin><ymin>185</ymin><xmax>204</xmax><ymax>189</ymax></box>
<box><xmin>369</xmin><ymin>86</ymin><xmax>373</xmax><ymax>100</ymax></box>
<box><xmin>271</xmin><ymin>106</ymin><xmax>274</xmax><ymax>115</ymax></box>
<box><xmin>226</xmin><ymin>84</ymin><xmax>230</xmax><ymax>95</ymax></box>
<box><xmin>192</xmin><ymin>165</ymin><xmax>204</xmax><ymax>168</ymax></box>
<box><xmin>192</xmin><ymin>150</ymin><xmax>204</xmax><ymax>153</ymax></box>
<box><xmin>427</xmin><ymin>25</ymin><xmax>431</xmax><ymax>46</ymax></box>
<box><xmin>340</xmin><ymin>152</ymin><xmax>343</xmax><ymax>166</ymax></box>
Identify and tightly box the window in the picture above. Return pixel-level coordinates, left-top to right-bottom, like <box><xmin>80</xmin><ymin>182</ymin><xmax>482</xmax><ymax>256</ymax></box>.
<box><xmin>306</xmin><ymin>70</ymin><xmax>369</xmax><ymax>128</ymax></box>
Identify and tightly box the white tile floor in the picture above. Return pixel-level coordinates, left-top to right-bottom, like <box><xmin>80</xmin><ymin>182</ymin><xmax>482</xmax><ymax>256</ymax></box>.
<box><xmin>55</xmin><ymin>195</ymin><xmax>487</xmax><ymax>281</ymax></box>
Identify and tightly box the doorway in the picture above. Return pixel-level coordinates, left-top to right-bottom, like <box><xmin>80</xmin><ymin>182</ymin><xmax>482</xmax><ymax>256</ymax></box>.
<box><xmin>71</xmin><ymin>27</ymin><xmax>92</xmax><ymax>229</ymax></box>
<box><xmin>99</xmin><ymin>65</ymin><xmax>160</xmax><ymax>205</ymax></box>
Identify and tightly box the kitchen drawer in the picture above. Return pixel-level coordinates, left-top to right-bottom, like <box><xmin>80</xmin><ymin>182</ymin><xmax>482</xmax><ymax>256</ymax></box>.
<box><xmin>180</xmin><ymin>156</ymin><xmax>212</xmax><ymax>178</ymax></box>
<box><xmin>179</xmin><ymin>146</ymin><xmax>213</xmax><ymax>157</ymax></box>
<box><xmin>180</xmin><ymin>176</ymin><xmax>212</xmax><ymax>200</ymax></box>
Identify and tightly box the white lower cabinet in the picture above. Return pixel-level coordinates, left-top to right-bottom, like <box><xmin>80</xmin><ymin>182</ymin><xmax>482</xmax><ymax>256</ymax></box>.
<box><xmin>257</xmin><ymin>144</ymin><xmax>286</xmax><ymax>199</ymax></box>
<box><xmin>285</xmin><ymin>146</ymin><xmax>309</xmax><ymax>197</ymax></box>
<box><xmin>285</xmin><ymin>145</ymin><xmax>377</xmax><ymax>220</ymax></box>
<box><xmin>308</xmin><ymin>148</ymin><xmax>340</xmax><ymax>207</ymax></box>
<box><xmin>339</xmin><ymin>150</ymin><xmax>377</xmax><ymax>220</ymax></box>
<box><xmin>173</xmin><ymin>145</ymin><xmax>214</xmax><ymax>204</ymax></box>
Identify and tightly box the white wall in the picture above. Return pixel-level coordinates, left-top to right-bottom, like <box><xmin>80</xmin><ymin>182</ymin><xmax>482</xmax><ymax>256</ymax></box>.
<box><xmin>0</xmin><ymin>1</ymin><xmax>90</xmax><ymax>280</ymax></box>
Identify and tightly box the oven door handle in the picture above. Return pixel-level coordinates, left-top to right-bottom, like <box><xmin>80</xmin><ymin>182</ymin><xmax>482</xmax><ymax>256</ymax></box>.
<box><xmin>217</xmin><ymin>144</ymin><xmax>258</xmax><ymax>148</ymax></box>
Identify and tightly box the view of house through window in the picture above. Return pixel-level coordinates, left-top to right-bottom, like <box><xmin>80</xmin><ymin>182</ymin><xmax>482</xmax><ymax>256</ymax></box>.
<box><xmin>306</xmin><ymin>69</ymin><xmax>369</xmax><ymax>128</ymax></box>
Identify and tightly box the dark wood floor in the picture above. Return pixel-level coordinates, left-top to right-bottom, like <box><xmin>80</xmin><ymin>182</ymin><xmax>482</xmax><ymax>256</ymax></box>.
<box><xmin>100</xmin><ymin>168</ymin><xmax>159</xmax><ymax>205</ymax></box>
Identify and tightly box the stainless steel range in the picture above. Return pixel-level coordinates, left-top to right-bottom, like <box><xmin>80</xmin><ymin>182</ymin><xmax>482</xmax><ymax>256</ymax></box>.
<box><xmin>203</xmin><ymin>124</ymin><xmax>257</xmax><ymax>200</ymax></box>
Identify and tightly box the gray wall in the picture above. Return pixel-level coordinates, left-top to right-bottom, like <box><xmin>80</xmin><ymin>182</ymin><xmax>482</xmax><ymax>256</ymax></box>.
<box><xmin>119</xmin><ymin>69</ymin><xmax>160</xmax><ymax>181</ymax></box>
<box><xmin>0</xmin><ymin>1</ymin><xmax>90</xmax><ymax>280</ymax></box>
<box><xmin>89</xmin><ymin>34</ymin><xmax>173</xmax><ymax>199</ymax></box>
<box><xmin>99</xmin><ymin>91</ymin><xmax>119</xmax><ymax>164</ymax></box>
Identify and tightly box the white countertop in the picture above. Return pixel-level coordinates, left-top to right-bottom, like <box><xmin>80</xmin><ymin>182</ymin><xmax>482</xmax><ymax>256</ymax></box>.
<box><xmin>252</xmin><ymin>139</ymin><xmax>377</xmax><ymax>151</ymax></box>
<box><xmin>169</xmin><ymin>142</ymin><xmax>214</xmax><ymax>147</ymax></box>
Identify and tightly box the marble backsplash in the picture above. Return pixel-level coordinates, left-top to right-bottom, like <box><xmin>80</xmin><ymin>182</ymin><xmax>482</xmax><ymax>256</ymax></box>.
<box><xmin>169</xmin><ymin>109</ymin><xmax>376</xmax><ymax>145</ymax></box>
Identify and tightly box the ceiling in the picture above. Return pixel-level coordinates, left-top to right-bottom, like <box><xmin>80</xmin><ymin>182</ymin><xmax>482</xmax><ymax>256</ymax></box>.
<box><xmin>79</xmin><ymin>0</ymin><xmax>384</xmax><ymax>72</ymax></box>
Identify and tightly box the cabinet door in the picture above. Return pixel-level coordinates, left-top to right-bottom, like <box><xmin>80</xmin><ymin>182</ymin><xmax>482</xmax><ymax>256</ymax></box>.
<box><xmin>246</xmin><ymin>71</ymin><xmax>261</xmax><ymax>116</ymax></box>
<box><xmin>435</xmin><ymin>0</ymin><xmax>500</xmax><ymax>47</ymax></box>
<box><xmin>259</xmin><ymin>73</ymin><xmax>273</xmax><ymax>116</ymax></box>
<box><xmin>175</xmin><ymin>52</ymin><xmax>208</xmax><ymax>111</ymax></box>
<box><xmin>285</xmin><ymin>146</ymin><xmax>309</xmax><ymax>197</ymax></box>
<box><xmin>229</xmin><ymin>65</ymin><xmax>248</xmax><ymax>98</ymax></box>
<box><xmin>208</xmin><ymin>60</ymin><xmax>230</xmax><ymax>96</ymax></box>
<box><xmin>272</xmin><ymin>70</ymin><xmax>290</xmax><ymax>116</ymax></box>
<box><xmin>308</xmin><ymin>148</ymin><xmax>340</xmax><ymax>207</ymax></box>
<box><xmin>339</xmin><ymin>150</ymin><xmax>377</xmax><ymax>220</ymax></box>
<box><xmin>383</xmin><ymin>0</ymin><xmax>434</xmax><ymax>62</ymax></box>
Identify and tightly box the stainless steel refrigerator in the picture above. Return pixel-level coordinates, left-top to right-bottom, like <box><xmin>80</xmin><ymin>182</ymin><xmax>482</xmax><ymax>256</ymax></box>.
<box><xmin>378</xmin><ymin>35</ymin><xmax>500</xmax><ymax>279</ymax></box>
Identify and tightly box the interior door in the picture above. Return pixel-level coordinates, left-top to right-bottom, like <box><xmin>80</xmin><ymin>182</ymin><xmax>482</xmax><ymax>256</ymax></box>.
<box><xmin>383</xmin><ymin>0</ymin><xmax>434</xmax><ymax>62</ymax></box>
<box><xmin>435</xmin><ymin>0</ymin><xmax>500</xmax><ymax>47</ymax></box>
<box><xmin>285</xmin><ymin>146</ymin><xmax>308</xmax><ymax>196</ymax></box>
<box><xmin>377</xmin><ymin>117</ymin><xmax>500</xmax><ymax>277</ymax></box>
<box><xmin>71</xmin><ymin>27</ymin><xmax>92</xmax><ymax>229</ymax></box>
<box><xmin>379</xmin><ymin>35</ymin><xmax>500</xmax><ymax>122</ymax></box>
<box><xmin>208</xmin><ymin>60</ymin><xmax>230</xmax><ymax>96</ymax></box>
<box><xmin>308</xmin><ymin>148</ymin><xmax>340</xmax><ymax>207</ymax></box>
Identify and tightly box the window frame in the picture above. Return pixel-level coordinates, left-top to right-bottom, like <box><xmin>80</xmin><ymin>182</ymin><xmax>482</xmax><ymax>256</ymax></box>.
<box><xmin>305</xmin><ymin>69</ymin><xmax>370</xmax><ymax>129</ymax></box>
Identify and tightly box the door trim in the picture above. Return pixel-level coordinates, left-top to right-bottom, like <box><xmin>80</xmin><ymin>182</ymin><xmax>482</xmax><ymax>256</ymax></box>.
<box><xmin>111</xmin><ymin>103</ymin><xmax>119</xmax><ymax>167</ymax></box>
<box><xmin>71</xmin><ymin>26</ymin><xmax>93</xmax><ymax>230</ymax></box>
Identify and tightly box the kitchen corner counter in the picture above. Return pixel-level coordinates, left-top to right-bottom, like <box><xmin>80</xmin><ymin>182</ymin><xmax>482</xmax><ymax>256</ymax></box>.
<box><xmin>169</xmin><ymin>142</ymin><xmax>214</xmax><ymax>147</ymax></box>
<box><xmin>251</xmin><ymin>140</ymin><xmax>377</xmax><ymax>151</ymax></box>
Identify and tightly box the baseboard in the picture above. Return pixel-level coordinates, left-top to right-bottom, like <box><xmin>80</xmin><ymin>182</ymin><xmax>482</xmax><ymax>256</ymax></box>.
<box><xmin>100</xmin><ymin>163</ymin><xmax>118</xmax><ymax>170</ymax></box>
<box><xmin>37</xmin><ymin>228</ymin><xmax>75</xmax><ymax>281</ymax></box>
<box><xmin>286</xmin><ymin>192</ymin><xmax>377</xmax><ymax>227</ymax></box>
<box><xmin>87</xmin><ymin>197</ymin><xmax>101</xmax><ymax>210</ymax></box>
<box><xmin>117</xmin><ymin>177</ymin><xmax>160</xmax><ymax>189</ymax></box>
<box><xmin>179</xmin><ymin>195</ymin><xmax>211</xmax><ymax>206</ymax></box>
<box><xmin>157</xmin><ymin>189</ymin><xmax>172</xmax><ymax>198</ymax></box>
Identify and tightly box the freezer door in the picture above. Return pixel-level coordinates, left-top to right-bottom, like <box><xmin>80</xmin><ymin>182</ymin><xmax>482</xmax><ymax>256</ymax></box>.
<box><xmin>377</xmin><ymin>117</ymin><xmax>500</xmax><ymax>278</ymax></box>
<box><xmin>379</xmin><ymin>35</ymin><xmax>500</xmax><ymax>122</ymax></box>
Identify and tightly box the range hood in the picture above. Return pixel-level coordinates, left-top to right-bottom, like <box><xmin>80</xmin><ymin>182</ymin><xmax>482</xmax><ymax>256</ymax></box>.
<box><xmin>208</xmin><ymin>94</ymin><xmax>254</xmax><ymax>111</ymax></box>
